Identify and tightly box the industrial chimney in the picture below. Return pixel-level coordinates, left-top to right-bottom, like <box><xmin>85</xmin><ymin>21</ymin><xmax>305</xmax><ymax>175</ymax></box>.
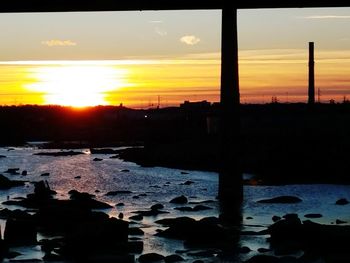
<box><xmin>308</xmin><ymin>42</ymin><xmax>315</xmax><ymax>104</ymax></box>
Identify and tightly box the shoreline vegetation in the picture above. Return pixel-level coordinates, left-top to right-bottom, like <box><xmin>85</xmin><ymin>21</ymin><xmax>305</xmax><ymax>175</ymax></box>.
<box><xmin>2</xmin><ymin>102</ymin><xmax>350</xmax><ymax>185</ymax></box>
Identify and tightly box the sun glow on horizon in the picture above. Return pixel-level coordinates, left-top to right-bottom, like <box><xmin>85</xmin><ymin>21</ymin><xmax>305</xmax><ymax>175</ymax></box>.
<box><xmin>25</xmin><ymin>65</ymin><xmax>131</xmax><ymax>107</ymax></box>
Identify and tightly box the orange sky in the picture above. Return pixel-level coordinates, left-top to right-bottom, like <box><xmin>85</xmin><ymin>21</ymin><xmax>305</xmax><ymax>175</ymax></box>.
<box><xmin>1</xmin><ymin>47</ymin><xmax>350</xmax><ymax>107</ymax></box>
<box><xmin>0</xmin><ymin>9</ymin><xmax>350</xmax><ymax>107</ymax></box>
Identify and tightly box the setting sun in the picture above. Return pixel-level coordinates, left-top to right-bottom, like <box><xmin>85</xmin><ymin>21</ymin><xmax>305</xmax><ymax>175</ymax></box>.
<box><xmin>25</xmin><ymin>64</ymin><xmax>130</xmax><ymax>107</ymax></box>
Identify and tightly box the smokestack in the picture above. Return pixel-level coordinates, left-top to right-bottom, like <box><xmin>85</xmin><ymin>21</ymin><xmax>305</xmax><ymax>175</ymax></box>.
<box><xmin>308</xmin><ymin>42</ymin><xmax>315</xmax><ymax>104</ymax></box>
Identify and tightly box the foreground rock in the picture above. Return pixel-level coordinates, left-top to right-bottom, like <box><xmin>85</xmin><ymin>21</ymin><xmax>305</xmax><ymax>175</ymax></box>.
<box><xmin>4</xmin><ymin>216</ymin><xmax>37</xmax><ymax>245</ymax></box>
<box><xmin>335</xmin><ymin>198</ymin><xmax>349</xmax><ymax>205</ymax></box>
<box><xmin>304</xmin><ymin>213</ymin><xmax>322</xmax><ymax>219</ymax></box>
<box><xmin>0</xmin><ymin>174</ymin><xmax>25</xmax><ymax>189</ymax></box>
<box><xmin>4</xmin><ymin>168</ymin><xmax>20</xmax><ymax>175</ymax></box>
<box><xmin>3</xmin><ymin>182</ymin><xmax>111</xmax><ymax>210</ymax></box>
<box><xmin>106</xmin><ymin>190</ymin><xmax>133</xmax><ymax>196</ymax></box>
<box><xmin>164</xmin><ymin>254</ymin><xmax>184</xmax><ymax>262</ymax></box>
<box><xmin>90</xmin><ymin>148</ymin><xmax>119</xmax><ymax>154</ymax></box>
<box><xmin>132</xmin><ymin>209</ymin><xmax>169</xmax><ymax>217</ymax></box>
<box><xmin>2</xmin><ymin>182</ymin><xmax>133</xmax><ymax>262</ymax></box>
<box><xmin>245</xmin><ymin>255</ymin><xmax>297</xmax><ymax>263</ymax></box>
<box><xmin>155</xmin><ymin>216</ymin><xmax>237</xmax><ymax>248</ymax></box>
<box><xmin>139</xmin><ymin>253</ymin><xmax>164</xmax><ymax>263</ymax></box>
<box><xmin>257</xmin><ymin>196</ymin><xmax>302</xmax><ymax>204</ymax></box>
<box><xmin>267</xmin><ymin>214</ymin><xmax>350</xmax><ymax>259</ymax></box>
<box><xmin>174</xmin><ymin>205</ymin><xmax>212</xmax><ymax>212</ymax></box>
<box><xmin>170</xmin><ymin>195</ymin><xmax>188</xmax><ymax>204</ymax></box>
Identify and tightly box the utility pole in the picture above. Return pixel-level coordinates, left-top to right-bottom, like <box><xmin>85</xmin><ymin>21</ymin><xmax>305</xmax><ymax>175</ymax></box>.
<box><xmin>308</xmin><ymin>42</ymin><xmax>315</xmax><ymax>104</ymax></box>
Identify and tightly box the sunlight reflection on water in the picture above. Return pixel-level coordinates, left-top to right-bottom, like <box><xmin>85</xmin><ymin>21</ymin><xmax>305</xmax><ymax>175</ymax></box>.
<box><xmin>0</xmin><ymin>147</ymin><xmax>349</xmax><ymax>262</ymax></box>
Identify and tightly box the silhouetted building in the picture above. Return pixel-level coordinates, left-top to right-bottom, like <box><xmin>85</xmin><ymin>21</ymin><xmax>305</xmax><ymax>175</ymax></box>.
<box><xmin>180</xmin><ymin>100</ymin><xmax>211</xmax><ymax>110</ymax></box>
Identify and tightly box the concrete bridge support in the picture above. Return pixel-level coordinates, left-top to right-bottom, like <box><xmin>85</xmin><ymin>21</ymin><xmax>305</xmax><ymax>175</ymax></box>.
<box><xmin>219</xmin><ymin>7</ymin><xmax>242</xmax><ymax>221</ymax></box>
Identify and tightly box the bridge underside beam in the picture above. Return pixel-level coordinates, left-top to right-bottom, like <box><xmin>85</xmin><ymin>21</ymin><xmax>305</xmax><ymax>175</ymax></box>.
<box><xmin>0</xmin><ymin>0</ymin><xmax>349</xmax><ymax>13</ymax></box>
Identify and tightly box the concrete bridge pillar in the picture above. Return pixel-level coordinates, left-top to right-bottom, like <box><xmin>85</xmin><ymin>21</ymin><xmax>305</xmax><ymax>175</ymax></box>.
<box><xmin>219</xmin><ymin>7</ymin><xmax>242</xmax><ymax>219</ymax></box>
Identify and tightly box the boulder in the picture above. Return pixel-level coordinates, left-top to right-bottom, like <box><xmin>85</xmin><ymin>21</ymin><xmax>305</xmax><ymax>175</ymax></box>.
<box><xmin>181</xmin><ymin>181</ymin><xmax>194</xmax><ymax>185</ymax></box>
<box><xmin>138</xmin><ymin>253</ymin><xmax>164</xmax><ymax>263</ymax></box>
<box><xmin>336</xmin><ymin>198</ymin><xmax>349</xmax><ymax>205</ymax></box>
<box><xmin>239</xmin><ymin>246</ymin><xmax>251</xmax><ymax>254</ymax></box>
<box><xmin>90</xmin><ymin>148</ymin><xmax>118</xmax><ymax>154</ymax></box>
<box><xmin>128</xmin><ymin>241</ymin><xmax>143</xmax><ymax>254</ymax></box>
<box><xmin>151</xmin><ymin>204</ymin><xmax>164</xmax><ymax>210</ymax></box>
<box><xmin>4</xmin><ymin>217</ymin><xmax>37</xmax><ymax>245</ymax></box>
<box><xmin>129</xmin><ymin>227</ymin><xmax>144</xmax><ymax>236</ymax></box>
<box><xmin>4</xmin><ymin>168</ymin><xmax>20</xmax><ymax>175</ymax></box>
<box><xmin>175</xmin><ymin>205</ymin><xmax>212</xmax><ymax>212</ymax></box>
<box><xmin>245</xmin><ymin>255</ymin><xmax>287</xmax><ymax>263</ymax></box>
<box><xmin>304</xmin><ymin>213</ymin><xmax>322</xmax><ymax>219</ymax></box>
<box><xmin>32</xmin><ymin>181</ymin><xmax>56</xmax><ymax>200</ymax></box>
<box><xmin>257</xmin><ymin>196</ymin><xmax>302</xmax><ymax>204</ymax></box>
<box><xmin>272</xmin><ymin>216</ymin><xmax>281</xmax><ymax>222</ymax></box>
<box><xmin>34</xmin><ymin>151</ymin><xmax>83</xmax><ymax>156</ymax></box>
<box><xmin>129</xmin><ymin>215</ymin><xmax>143</xmax><ymax>221</ymax></box>
<box><xmin>67</xmin><ymin>190</ymin><xmax>112</xmax><ymax>209</ymax></box>
<box><xmin>335</xmin><ymin>219</ymin><xmax>347</xmax><ymax>224</ymax></box>
<box><xmin>62</xmin><ymin>218</ymin><xmax>128</xmax><ymax>258</ymax></box>
<box><xmin>170</xmin><ymin>195</ymin><xmax>188</xmax><ymax>204</ymax></box>
<box><xmin>106</xmin><ymin>190</ymin><xmax>132</xmax><ymax>196</ymax></box>
<box><xmin>164</xmin><ymin>254</ymin><xmax>184</xmax><ymax>262</ymax></box>
<box><xmin>0</xmin><ymin>174</ymin><xmax>24</xmax><ymax>189</ymax></box>
<box><xmin>132</xmin><ymin>210</ymin><xmax>169</xmax><ymax>217</ymax></box>
<box><xmin>155</xmin><ymin>216</ymin><xmax>235</xmax><ymax>248</ymax></box>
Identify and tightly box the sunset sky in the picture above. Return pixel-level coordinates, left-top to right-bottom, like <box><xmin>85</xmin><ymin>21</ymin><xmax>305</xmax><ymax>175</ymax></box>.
<box><xmin>0</xmin><ymin>8</ymin><xmax>350</xmax><ymax>107</ymax></box>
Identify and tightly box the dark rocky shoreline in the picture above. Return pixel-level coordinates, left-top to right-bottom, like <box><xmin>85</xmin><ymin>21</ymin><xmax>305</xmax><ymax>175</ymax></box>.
<box><xmin>0</xmin><ymin>178</ymin><xmax>349</xmax><ymax>262</ymax></box>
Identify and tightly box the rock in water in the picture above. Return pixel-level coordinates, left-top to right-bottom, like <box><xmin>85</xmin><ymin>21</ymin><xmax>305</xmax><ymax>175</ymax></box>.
<box><xmin>138</xmin><ymin>253</ymin><xmax>164</xmax><ymax>263</ymax></box>
<box><xmin>4</xmin><ymin>217</ymin><xmax>37</xmax><ymax>245</ymax></box>
<box><xmin>336</xmin><ymin>198</ymin><xmax>349</xmax><ymax>205</ymax></box>
<box><xmin>90</xmin><ymin>148</ymin><xmax>118</xmax><ymax>154</ymax></box>
<box><xmin>164</xmin><ymin>254</ymin><xmax>184</xmax><ymax>262</ymax></box>
<box><xmin>106</xmin><ymin>190</ymin><xmax>132</xmax><ymax>196</ymax></box>
<box><xmin>0</xmin><ymin>174</ymin><xmax>24</xmax><ymax>189</ymax></box>
<box><xmin>304</xmin><ymin>213</ymin><xmax>322</xmax><ymax>219</ymax></box>
<box><xmin>151</xmin><ymin>204</ymin><xmax>164</xmax><ymax>210</ymax></box>
<box><xmin>170</xmin><ymin>195</ymin><xmax>188</xmax><ymax>204</ymax></box>
<box><xmin>257</xmin><ymin>196</ymin><xmax>302</xmax><ymax>204</ymax></box>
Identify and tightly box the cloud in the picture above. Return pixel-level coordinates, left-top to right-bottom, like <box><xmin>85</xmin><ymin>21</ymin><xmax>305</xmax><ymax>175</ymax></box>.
<box><xmin>41</xmin><ymin>40</ymin><xmax>77</xmax><ymax>47</ymax></box>
<box><xmin>155</xmin><ymin>27</ymin><xmax>167</xmax><ymax>36</ymax></box>
<box><xmin>180</xmin><ymin>35</ymin><xmax>201</xmax><ymax>45</ymax></box>
<box><xmin>302</xmin><ymin>15</ymin><xmax>350</xmax><ymax>19</ymax></box>
<box><xmin>149</xmin><ymin>20</ymin><xmax>163</xmax><ymax>24</ymax></box>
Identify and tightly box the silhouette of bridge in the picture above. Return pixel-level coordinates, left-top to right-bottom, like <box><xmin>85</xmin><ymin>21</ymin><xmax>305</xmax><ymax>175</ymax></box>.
<box><xmin>1</xmin><ymin>0</ymin><xmax>349</xmax><ymax>216</ymax></box>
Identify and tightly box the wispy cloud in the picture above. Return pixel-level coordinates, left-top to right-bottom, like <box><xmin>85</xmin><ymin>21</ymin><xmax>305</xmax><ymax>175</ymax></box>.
<box><xmin>155</xmin><ymin>27</ymin><xmax>167</xmax><ymax>36</ymax></box>
<box><xmin>41</xmin><ymin>40</ymin><xmax>77</xmax><ymax>47</ymax></box>
<box><xmin>149</xmin><ymin>20</ymin><xmax>163</xmax><ymax>24</ymax></box>
<box><xmin>302</xmin><ymin>15</ymin><xmax>350</xmax><ymax>19</ymax></box>
<box><xmin>180</xmin><ymin>35</ymin><xmax>201</xmax><ymax>46</ymax></box>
